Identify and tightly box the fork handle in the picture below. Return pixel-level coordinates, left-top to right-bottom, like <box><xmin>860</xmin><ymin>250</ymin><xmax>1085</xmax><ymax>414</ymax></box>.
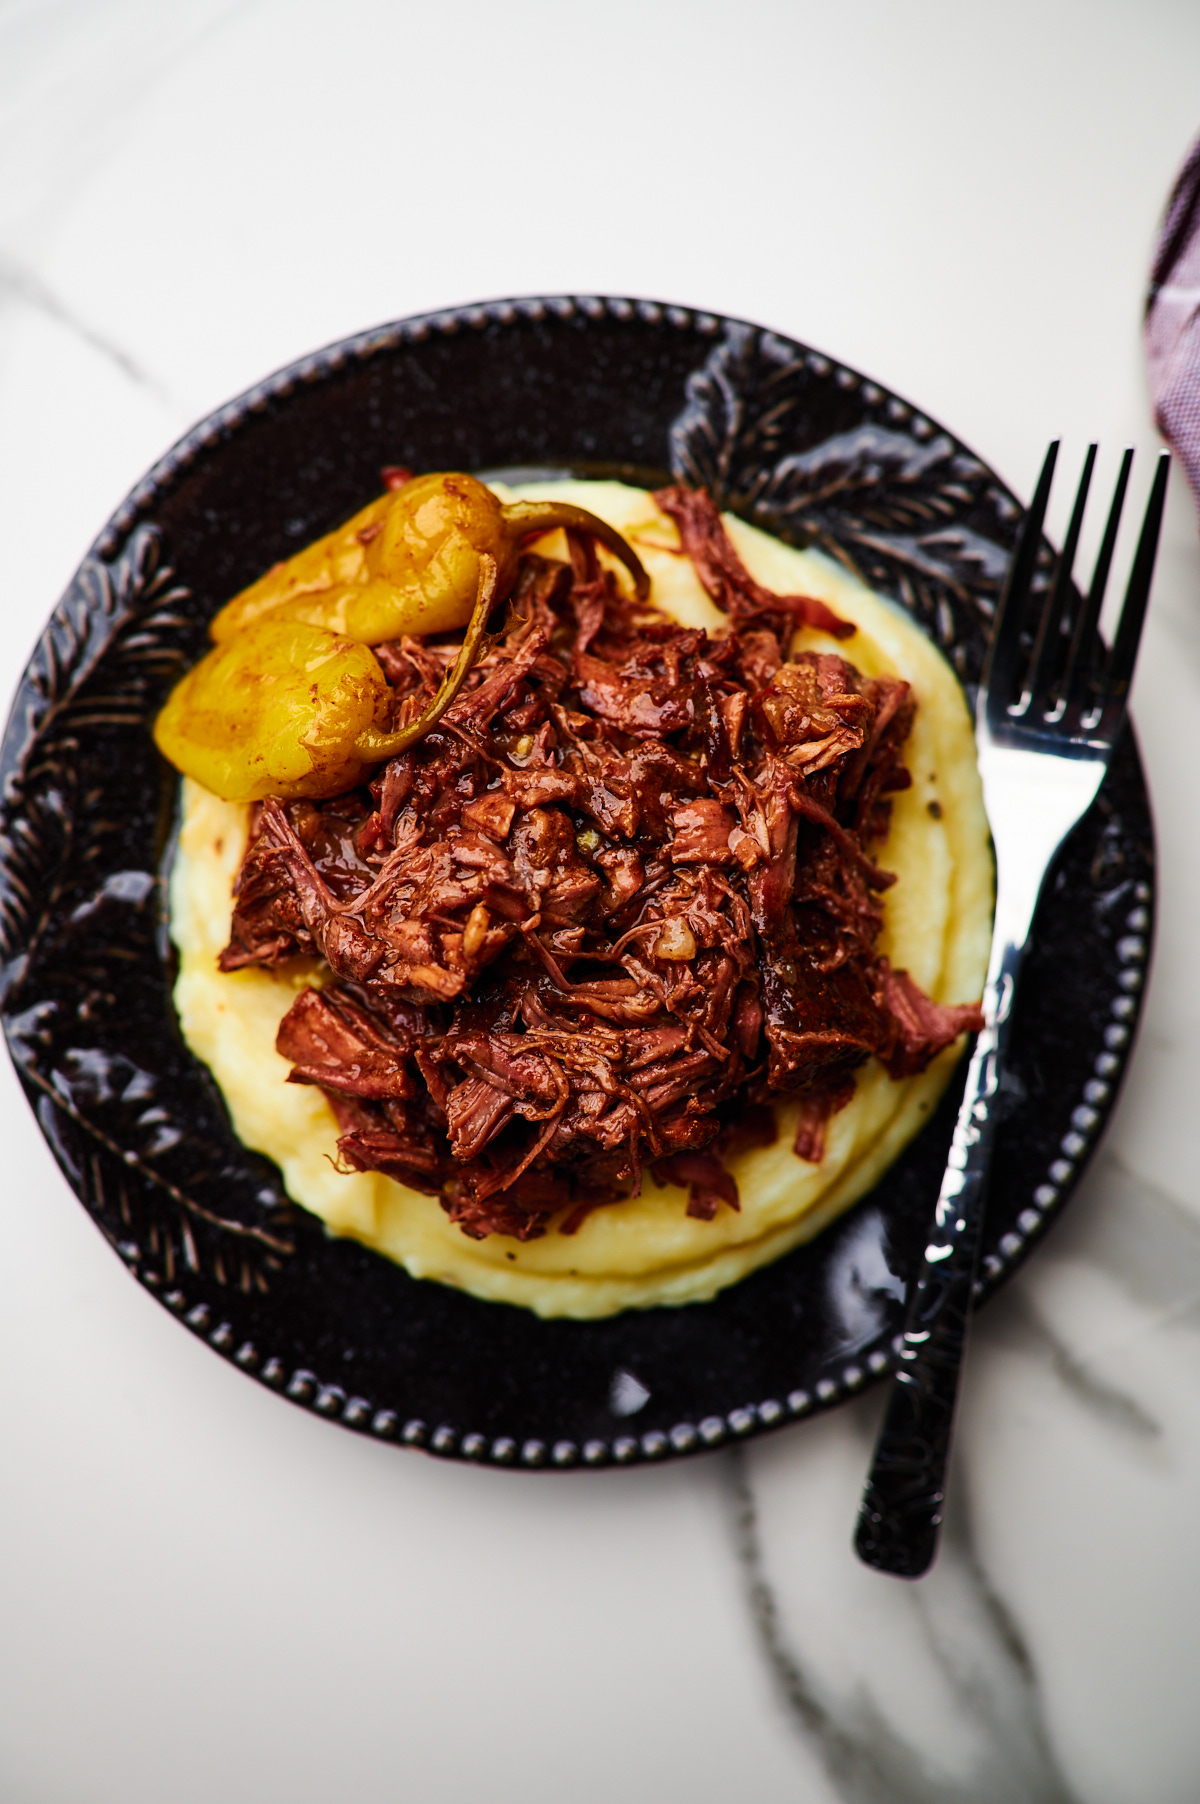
<box><xmin>854</xmin><ymin>919</ymin><xmax>1029</xmax><ymax>1578</ymax></box>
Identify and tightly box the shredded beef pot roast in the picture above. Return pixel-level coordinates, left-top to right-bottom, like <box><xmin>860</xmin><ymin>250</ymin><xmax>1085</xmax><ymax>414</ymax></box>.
<box><xmin>219</xmin><ymin>486</ymin><xmax>981</xmax><ymax>1242</ymax></box>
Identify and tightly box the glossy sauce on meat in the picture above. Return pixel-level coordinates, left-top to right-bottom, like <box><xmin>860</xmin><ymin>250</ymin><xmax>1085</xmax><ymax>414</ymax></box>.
<box><xmin>219</xmin><ymin>488</ymin><xmax>982</xmax><ymax>1240</ymax></box>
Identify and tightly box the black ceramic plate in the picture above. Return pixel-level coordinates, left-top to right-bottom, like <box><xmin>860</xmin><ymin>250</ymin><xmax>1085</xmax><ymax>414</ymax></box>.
<box><xmin>0</xmin><ymin>298</ymin><xmax>1153</xmax><ymax>1470</ymax></box>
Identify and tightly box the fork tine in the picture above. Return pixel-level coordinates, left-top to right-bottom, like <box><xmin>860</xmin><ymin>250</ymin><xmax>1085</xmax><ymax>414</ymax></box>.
<box><xmin>1104</xmin><ymin>450</ymin><xmax>1170</xmax><ymax>702</ymax></box>
<box><xmin>985</xmin><ymin>440</ymin><xmax>1058</xmax><ymax>706</ymax></box>
<box><xmin>1061</xmin><ymin>446</ymin><xmax>1133</xmax><ymax>702</ymax></box>
<box><xmin>1027</xmin><ymin>443</ymin><xmax>1096</xmax><ymax>708</ymax></box>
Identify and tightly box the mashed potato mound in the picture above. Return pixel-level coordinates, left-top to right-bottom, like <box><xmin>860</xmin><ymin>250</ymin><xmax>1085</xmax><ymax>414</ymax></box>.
<box><xmin>170</xmin><ymin>481</ymin><xmax>992</xmax><ymax>1317</ymax></box>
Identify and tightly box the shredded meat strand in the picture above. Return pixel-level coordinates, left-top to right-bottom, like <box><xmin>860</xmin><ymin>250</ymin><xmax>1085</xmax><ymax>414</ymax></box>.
<box><xmin>219</xmin><ymin>493</ymin><xmax>982</xmax><ymax>1239</ymax></box>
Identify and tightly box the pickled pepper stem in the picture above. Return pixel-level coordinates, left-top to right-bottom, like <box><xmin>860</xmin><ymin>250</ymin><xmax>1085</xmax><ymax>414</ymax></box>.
<box><xmin>500</xmin><ymin>500</ymin><xmax>650</xmax><ymax>599</ymax></box>
<box><xmin>353</xmin><ymin>554</ymin><xmax>499</xmax><ymax>760</ymax></box>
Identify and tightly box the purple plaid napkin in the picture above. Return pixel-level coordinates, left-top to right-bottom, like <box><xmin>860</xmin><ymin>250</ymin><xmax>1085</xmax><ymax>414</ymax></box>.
<box><xmin>1147</xmin><ymin>131</ymin><xmax>1200</xmax><ymax>513</ymax></box>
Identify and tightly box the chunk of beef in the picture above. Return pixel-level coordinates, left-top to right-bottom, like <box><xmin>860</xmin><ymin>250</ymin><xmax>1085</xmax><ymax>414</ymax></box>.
<box><xmin>653</xmin><ymin>484</ymin><xmax>856</xmax><ymax>642</ymax></box>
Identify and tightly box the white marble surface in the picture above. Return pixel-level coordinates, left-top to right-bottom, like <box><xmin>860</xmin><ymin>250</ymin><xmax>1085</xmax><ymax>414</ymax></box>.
<box><xmin>2</xmin><ymin>3</ymin><xmax>1199</xmax><ymax>1800</ymax></box>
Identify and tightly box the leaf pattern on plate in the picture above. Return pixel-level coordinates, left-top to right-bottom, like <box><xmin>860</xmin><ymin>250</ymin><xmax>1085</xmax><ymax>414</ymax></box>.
<box><xmin>0</xmin><ymin>526</ymin><xmax>293</xmax><ymax>1288</ymax></box>
<box><xmin>668</xmin><ymin>321</ymin><xmax>1016</xmax><ymax>674</ymax></box>
<box><xmin>0</xmin><ymin>525</ymin><xmax>186</xmax><ymax>967</ymax></box>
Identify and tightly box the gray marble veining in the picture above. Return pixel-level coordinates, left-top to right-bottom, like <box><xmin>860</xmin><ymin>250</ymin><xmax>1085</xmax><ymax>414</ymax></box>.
<box><xmin>730</xmin><ymin>1443</ymin><xmax>1080</xmax><ymax>1804</ymax></box>
<box><xmin>0</xmin><ymin>249</ymin><xmax>163</xmax><ymax>393</ymax></box>
<box><xmin>742</xmin><ymin>1149</ymin><xmax>1200</xmax><ymax>1803</ymax></box>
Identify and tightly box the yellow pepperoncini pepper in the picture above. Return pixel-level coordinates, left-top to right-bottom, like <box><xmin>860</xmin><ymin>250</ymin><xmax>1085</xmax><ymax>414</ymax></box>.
<box><xmin>154</xmin><ymin>473</ymin><xmax>648</xmax><ymax>803</ymax></box>
<box><xmin>209</xmin><ymin>472</ymin><xmax>648</xmax><ymax>645</ymax></box>
<box><xmin>154</xmin><ymin>617</ymin><xmax>393</xmax><ymax>803</ymax></box>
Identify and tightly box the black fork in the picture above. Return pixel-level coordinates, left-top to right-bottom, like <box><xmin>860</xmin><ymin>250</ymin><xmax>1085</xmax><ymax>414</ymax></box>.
<box><xmin>854</xmin><ymin>442</ymin><xmax>1170</xmax><ymax>1580</ymax></box>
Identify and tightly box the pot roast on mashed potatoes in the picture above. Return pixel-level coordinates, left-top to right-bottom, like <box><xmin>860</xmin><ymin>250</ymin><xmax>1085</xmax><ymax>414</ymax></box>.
<box><xmin>167</xmin><ymin>478</ymin><xmax>992</xmax><ymax>1317</ymax></box>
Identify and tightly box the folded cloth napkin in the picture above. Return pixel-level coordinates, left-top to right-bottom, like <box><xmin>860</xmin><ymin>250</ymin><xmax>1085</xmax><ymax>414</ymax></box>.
<box><xmin>1146</xmin><ymin>131</ymin><xmax>1200</xmax><ymax>513</ymax></box>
